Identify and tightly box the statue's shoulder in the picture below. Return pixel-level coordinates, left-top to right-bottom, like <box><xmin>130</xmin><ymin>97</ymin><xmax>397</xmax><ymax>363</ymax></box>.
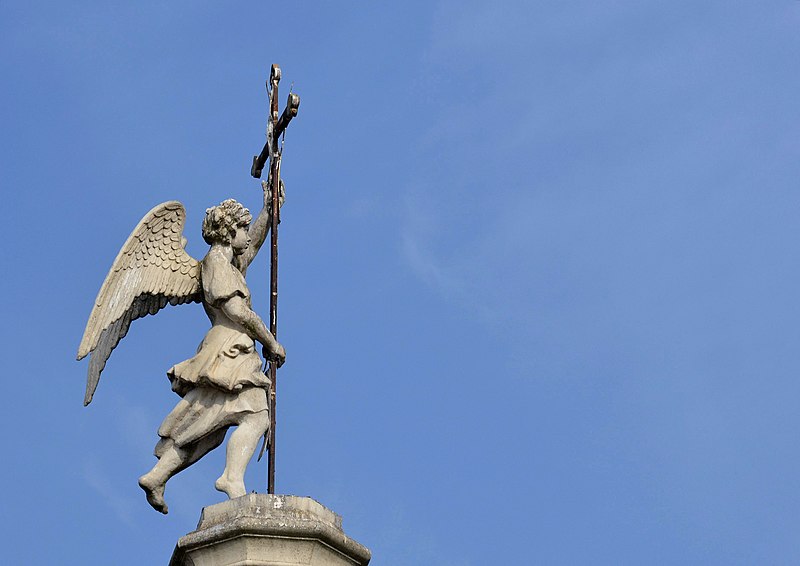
<box><xmin>202</xmin><ymin>248</ymin><xmax>239</xmax><ymax>274</ymax></box>
<box><xmin>201</xmin><ymin>249</ymin><xmax>248</xmax><ymax>305</ymax></box>
<box><xmin>202</xmin><ymin>247</ymin><xmax>227</xmax><ymax>268</ymax></box>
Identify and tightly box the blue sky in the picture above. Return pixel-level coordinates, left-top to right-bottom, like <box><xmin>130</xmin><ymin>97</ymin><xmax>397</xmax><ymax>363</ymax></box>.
<box><xmin>3</xmin><ymin>1</ymin><xmax>800</xmax><ymax>564</ymax></box>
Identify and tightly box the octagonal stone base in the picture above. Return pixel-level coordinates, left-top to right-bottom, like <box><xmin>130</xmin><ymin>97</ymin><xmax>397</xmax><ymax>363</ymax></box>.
<box><xmin>169</xmin><ymin>494</ymin><xmax>371</xmax><ymax>566</ymax></box>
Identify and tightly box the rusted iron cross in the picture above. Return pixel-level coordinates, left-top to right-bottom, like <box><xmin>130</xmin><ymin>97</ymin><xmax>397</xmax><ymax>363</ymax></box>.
<box><xmin>251</xmin><ymin>63</ymin><xmax>300</xmax><ymax>495</ymax></box>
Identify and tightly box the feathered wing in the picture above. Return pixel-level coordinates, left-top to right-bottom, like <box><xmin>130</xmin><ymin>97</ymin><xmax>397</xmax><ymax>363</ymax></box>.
<box><xmin>77</xmin><ymin>201</ymin><xmax>202</xmax><ymax>406</ymax></box>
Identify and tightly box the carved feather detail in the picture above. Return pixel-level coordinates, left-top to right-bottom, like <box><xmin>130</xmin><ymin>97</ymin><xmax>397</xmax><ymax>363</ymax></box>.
<box><xmin>77</xmin><ymin>201</ymin><xmax>201</xmax><ymax>406</ymax></box>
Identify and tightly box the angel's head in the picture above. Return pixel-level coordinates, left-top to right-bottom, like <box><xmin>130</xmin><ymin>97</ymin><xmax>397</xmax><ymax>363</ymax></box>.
<box><xmin>202</xmin><ymin>199</ymin><xmax>253</xmax><ymax>254</ymax></box>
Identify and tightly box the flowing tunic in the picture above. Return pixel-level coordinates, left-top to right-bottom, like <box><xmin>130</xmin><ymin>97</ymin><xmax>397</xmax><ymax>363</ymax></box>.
<box><xmin>155</xmin><ymin>248</ymin><xmax>270</xmax><ymax>458</ymax></box>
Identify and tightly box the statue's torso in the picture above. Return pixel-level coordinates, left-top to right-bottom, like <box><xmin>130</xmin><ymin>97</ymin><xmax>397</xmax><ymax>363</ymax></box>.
<box><xmin>166</xmin><ymin>248</ymin><xmax>268</xmax><ymax>394</ymax></box>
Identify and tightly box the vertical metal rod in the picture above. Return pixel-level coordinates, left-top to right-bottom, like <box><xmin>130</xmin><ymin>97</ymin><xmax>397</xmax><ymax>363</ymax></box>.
<box><xmin>267</xmin><ymin>64</ymin><xmax>281</xmax><ymax>495</ymax></box>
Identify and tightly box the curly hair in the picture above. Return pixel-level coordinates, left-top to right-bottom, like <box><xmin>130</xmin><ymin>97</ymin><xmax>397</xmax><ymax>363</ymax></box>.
<box><xmin>202</xmin><ymin>199</ymin><xmax>252</xmax><ymax>245</ymax></box>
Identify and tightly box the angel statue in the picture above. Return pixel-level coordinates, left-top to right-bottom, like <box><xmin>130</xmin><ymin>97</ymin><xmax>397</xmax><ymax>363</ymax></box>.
<box><xmin>77</xmin><ymin>182</ymin><xmax>286</xmax><ymax>514</ymax></box>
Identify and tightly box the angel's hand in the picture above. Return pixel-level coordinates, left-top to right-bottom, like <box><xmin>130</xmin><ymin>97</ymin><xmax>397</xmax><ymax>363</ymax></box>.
<box><xmin>261</xmin><ymin>179</ymin><xmax>286</xmax><ymax>209</ymax></box>
<box><xmin>262</xmin><ymin>342</ymin><xmax>286</xmax><ymax>368</ymax></box>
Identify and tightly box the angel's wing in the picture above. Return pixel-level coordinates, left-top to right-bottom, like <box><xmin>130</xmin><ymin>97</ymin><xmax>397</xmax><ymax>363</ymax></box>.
<box><xmin>77</xmin><ymin>201</ymin><xmax>202</xmax><ymax>406</ymax></box>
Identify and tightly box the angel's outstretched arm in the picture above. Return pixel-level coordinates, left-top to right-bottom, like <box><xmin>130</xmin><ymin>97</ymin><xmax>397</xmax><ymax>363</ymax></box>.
<box><xmin>237</xmin><ymin>179</ymin><xmax>283</xmax><ymax>272</ymax></box>
<box><xmin>220</xmin><ymin>295</ymin><xmax>285</xmax><ymax>366</ymax></box>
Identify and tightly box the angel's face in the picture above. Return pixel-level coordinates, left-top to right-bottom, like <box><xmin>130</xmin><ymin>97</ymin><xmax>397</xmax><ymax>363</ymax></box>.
<box><xmin>231</xmin><ymin>224</ymin><xmax>251</xmax><ymax>255</ymax></box>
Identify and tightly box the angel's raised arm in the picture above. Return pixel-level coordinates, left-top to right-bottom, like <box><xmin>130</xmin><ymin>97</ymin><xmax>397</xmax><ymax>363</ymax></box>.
<box><xmin>236</xmin><ymin>179</ymin><xmax>284</xmax><ymax>273</ymax></box>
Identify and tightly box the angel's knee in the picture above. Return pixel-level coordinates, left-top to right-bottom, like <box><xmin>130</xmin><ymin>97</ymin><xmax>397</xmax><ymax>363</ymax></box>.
<box><xmin>154</xmin><ymin>437</ymin><xmax>173</xmax><ymax>458</ymax></box>
<box><xmin>242</xmin><ymin>409</ymin><xmax>269</xmax><ymax>433</ymax></box>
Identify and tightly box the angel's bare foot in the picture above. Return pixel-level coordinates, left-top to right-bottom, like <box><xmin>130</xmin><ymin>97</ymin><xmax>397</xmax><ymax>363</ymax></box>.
<box><xmin>215</xmin><ymin>475</ymin><xmax>246</xmax><ymax>499</ymax></box>
<box><xmin>139</xmin><ymin>474</ymin><xmax>169</xmax><ymax>514</ymax></box>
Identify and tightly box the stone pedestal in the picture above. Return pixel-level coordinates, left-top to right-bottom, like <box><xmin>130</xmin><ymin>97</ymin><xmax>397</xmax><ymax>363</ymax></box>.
<box><xmin>169</xmin><ymin>494</ymin><xmax>371</xmax><ymax>566</ymax></box>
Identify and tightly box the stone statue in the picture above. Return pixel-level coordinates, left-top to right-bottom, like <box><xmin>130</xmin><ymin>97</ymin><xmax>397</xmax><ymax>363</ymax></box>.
<box><xmin>77</xmin><ymin>183</ymin><xmax>286</xmax><ymax>514</ymax></box>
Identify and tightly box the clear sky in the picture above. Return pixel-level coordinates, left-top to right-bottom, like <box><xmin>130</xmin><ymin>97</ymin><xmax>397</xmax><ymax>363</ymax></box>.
<box><xmin>2</xmin><ymin>1</ymin><xmax>800</xmax><ymax>564</ymax></box>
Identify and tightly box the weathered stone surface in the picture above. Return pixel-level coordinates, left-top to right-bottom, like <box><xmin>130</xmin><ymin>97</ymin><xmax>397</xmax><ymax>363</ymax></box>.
<box><xmin>169</xmin><ymin>494</ymin><xmax>371</xmax><ymax>566</ymax></box>
<box><xmin>78</xmin><ymin>195</ymin><xmax>288</xmax><ymax>515</ymax></box>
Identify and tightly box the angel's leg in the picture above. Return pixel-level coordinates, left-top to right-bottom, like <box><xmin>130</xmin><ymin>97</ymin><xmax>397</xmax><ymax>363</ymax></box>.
<box><xmin>139</xmin><ymin>429</ymin><xmax>228</xmax><ymax>513</ymax></box>
<box><xmin>138</xmin><ymin>441</ymin><xmax>187</xmax><ymax>514</ymax></box>
<box><xmin>215</xmin><ymin>410</ymin><xmax>269</xmax><ymax>499</ymax></box>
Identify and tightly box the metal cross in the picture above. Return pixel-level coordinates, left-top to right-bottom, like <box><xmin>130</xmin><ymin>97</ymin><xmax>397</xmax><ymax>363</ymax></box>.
<box><xmin>251</xmin><ymin>63</ymin><xmax>300</xmax><ymax>495</ymax></box>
